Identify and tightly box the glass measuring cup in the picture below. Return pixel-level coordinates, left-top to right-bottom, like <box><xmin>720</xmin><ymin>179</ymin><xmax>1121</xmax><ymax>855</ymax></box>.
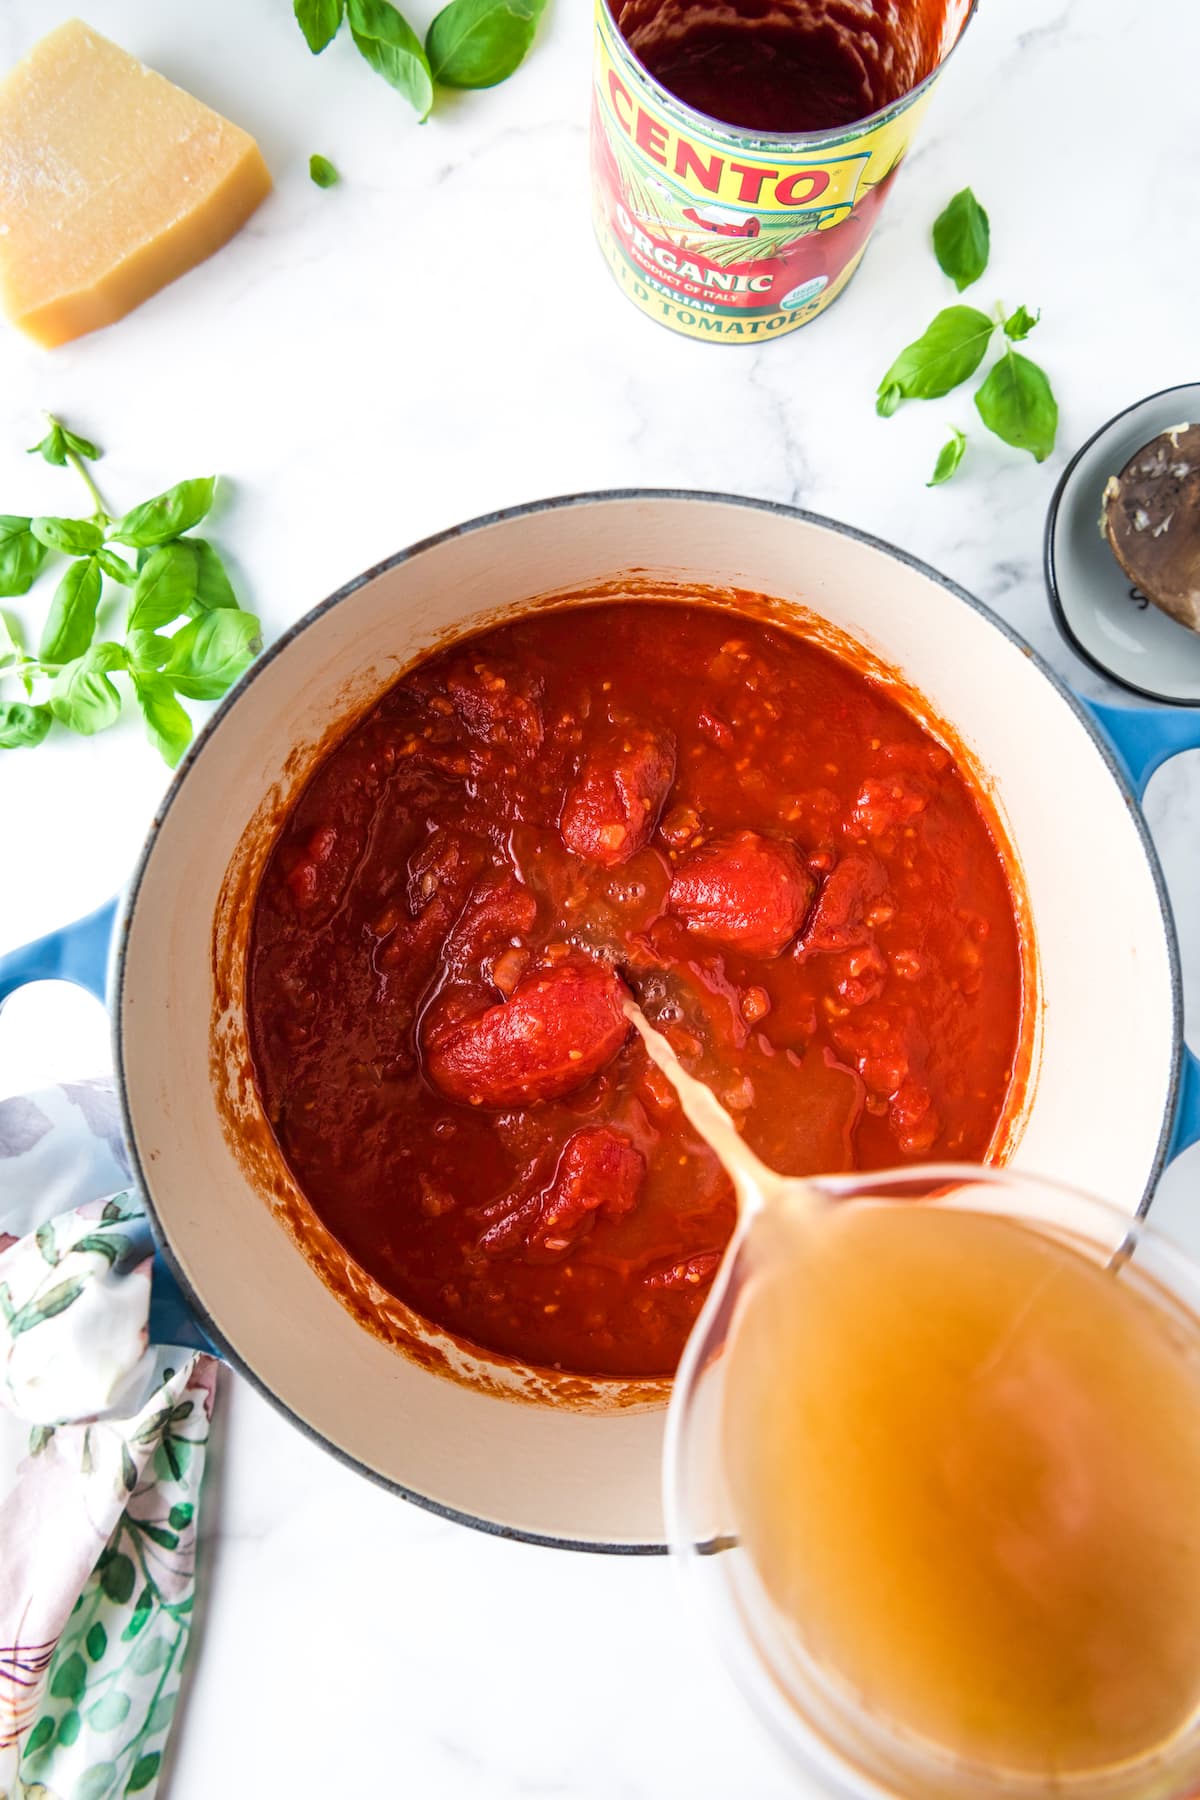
<box><xmin>664</xmin><ymin>1166</ymin><xmax>1200</xmax><ymax>1800</ymax></box>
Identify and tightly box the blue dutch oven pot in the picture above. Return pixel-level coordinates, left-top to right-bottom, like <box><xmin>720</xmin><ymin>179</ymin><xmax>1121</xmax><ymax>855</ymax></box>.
<box><xmin>0</xmin><ymin>494</ymin><xmax>1198</xmax><ymax>1551</ymax></box>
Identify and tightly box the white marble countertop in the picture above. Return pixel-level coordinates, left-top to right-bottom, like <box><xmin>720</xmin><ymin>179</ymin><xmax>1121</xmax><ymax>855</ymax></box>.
<box><xmin>1</xmin><ymin>0</ymin><xmax>1198</xmax><ymax>1793</ymax></box>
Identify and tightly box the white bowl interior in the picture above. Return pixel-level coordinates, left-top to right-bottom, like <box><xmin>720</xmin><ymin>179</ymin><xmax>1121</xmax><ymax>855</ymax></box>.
<box><xmin>117</xmin><ymin>495</ymin><xmax>1178</xmax><ymax>1547</ymax></box>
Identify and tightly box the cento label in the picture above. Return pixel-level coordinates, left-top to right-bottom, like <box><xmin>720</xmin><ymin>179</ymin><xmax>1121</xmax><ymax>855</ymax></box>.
<box><xmin>590</xmin><ymin>1</ymin><xmax>937</xmax><ymax>343</ymax></box>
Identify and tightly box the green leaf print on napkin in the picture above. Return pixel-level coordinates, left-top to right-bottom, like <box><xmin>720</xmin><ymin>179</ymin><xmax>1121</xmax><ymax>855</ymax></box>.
<box><xmin>15</xmin><ymin>1345</ymin><xmax>215</xmax><ymax>1800</ymax></box>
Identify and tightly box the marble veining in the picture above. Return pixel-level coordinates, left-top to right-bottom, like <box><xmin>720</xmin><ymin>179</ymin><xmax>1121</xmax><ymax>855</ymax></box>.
<box><xmin>0</xmin><ymin>0</ymin><xmax>1197</xmax><ymax>1793</ymax></box>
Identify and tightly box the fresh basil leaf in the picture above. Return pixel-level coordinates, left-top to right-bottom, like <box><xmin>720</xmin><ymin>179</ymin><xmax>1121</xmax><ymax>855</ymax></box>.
<box><xmin>427</xmin><ymin>0</ymin><xmax>545</xmax><ymax>88</ymax></box>
<box><xmin>975</xmin><ymin>350</ymin><xmax>1058</xmax><ymax>463</ymax></box>
<box><xmin>27</xmin><ymin>423</ymin><xmax>69</xmax><ymax>467</ymax></box>
<box><xmin>1004</xmin><ymin>304</ymin><xmax>1040</xmax><ymax>342</ymax></box>
<box><xmin>0</xmin><ymin>612</ymin><xmax>33</xmax><ymax>695</ymax></box>
<box><xmin>27</xmin><ymin>420</ymin><xmax>101</xmax><ymax>467</ymax></box>
<box><xmin>132</xmin><ymin>671</ymin><xmax>194</xmax><ymax>768</ymax></box>
<box><xmin>310</xmin><ymin>153</ymin><xmax>340</xmax><ymax>187</ymax></box>
<box><xmin>932</xmin><ymin>188</ymin><xmax>990</xmax><ymax>292</ymax></box>
<box><xmin>876</xmin><ymin>306</ymin><xmax>995</xmax><ymax>414</ymax></box>
<box><xmin>162</xmin><ymin>609</ymin><xmax>261</xmax><ymax>700</ymax></box>
<box><xmin>130</xmin><ymin>538</ymin><xmax>239</xmax><ymax>627</ymax></box>
<box><xmin>109</xmin><ymin>478</ymin><xmax>216</xmax><ymax>548</ymax></box>
<box><xmin>63</xmin><ymin>423</ymin><xmax>100</xmax><ymax>462</ymax></box>
<box><xmin>927</xmin><ymin>427</ymin><xmax>967</xmax><ymax>488</ymax></box>
<box><xmin>348</xmin><ymin>0</ymin><xmax>434</xmax><ymax>117</ymax></box>
<box><xmin>129</xmin><ymin>542</ymin><xmax>201</xmax><ymax>632</ymax></box>
<box><xmin>295</xmin><ymin>0</ymin><xmax>345</xmax><ymax>51</ymax></box>
<box><xmin>49</xmin><ymin>641</ymin><xmax>127</xmax><ymax>736</ymax></box>
<box><xmin>126</xmin><ymin>628</ymin><xmax>172</xmax><ymax>671</ymax></box>
<box><xmin>31</xmin><ymin>515</ymin><xmax>105</xmax><ymax>555</ymax></box>
<box><xmin>40</xmin><ymin>556</ymin><xmax>102</xmax><ymax>664</ymax></box>
<box><xmin>0</xmin><ymin>701</ymin><xmax>51</xmax><ymax>749</ymax></box>
<box><xmin>95</xmin><ymin>546</ymin><xmax>134</xmax><ymax>585</ymax></box>
<box><xmin>0</xmin><ymin>611</ymin><xmax>21</xmax><ymax>669</ymax></box>
<box><xmin>0</xmin><ymin>516</ymin><xmax>49</xmax><ymax>597</ymax></box>
<box><xmin>189</xmin><ymin>539</ymin><xmax>239</xmax><ymax>612</ymax></box>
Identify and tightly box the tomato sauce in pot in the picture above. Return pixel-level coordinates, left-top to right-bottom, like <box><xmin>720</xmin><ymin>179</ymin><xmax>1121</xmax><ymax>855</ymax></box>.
<box><xmin>247</xmin><ymin>602</ymin><xmax>1024</xmax><ymax>1379</ymax></box>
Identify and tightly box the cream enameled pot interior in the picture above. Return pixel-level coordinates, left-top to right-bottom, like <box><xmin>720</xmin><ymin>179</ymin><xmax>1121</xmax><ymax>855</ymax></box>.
<box><xmin>116</xmin><ymin>495</ymin><xmax>1178</xmax><ymax>1549</ymax></box>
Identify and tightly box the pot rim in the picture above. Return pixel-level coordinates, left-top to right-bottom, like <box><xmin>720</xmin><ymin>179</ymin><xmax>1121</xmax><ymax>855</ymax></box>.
<box><xmin>112</xmin><ymin>488</ymin><xmax>1187</xmax><ymax>1553</ymax></box>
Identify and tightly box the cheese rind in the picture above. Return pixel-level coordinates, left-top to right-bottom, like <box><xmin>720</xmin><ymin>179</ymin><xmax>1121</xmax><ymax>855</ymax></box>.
<box><xmin>0</xmin><ymin>19</ymin><xmax>272</xmax><ymax>347</ymax></box>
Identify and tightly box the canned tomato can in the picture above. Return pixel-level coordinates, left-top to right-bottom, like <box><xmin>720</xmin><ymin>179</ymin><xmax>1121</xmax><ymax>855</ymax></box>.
<box><xmin>591</xmin><ymin>0</ymin><xmax>976</xmax><ymax>344</ymax></box>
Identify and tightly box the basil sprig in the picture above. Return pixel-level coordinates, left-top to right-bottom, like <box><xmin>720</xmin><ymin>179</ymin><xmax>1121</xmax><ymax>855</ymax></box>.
<box><xmin>0</xmin><ymin>417</ymin><xmax>262</xmax><ymax>763</ymax></box>
<box><xmin>294</xmin><ymin>0</ymin><xmax>546</xmax><ymax>118</ymax></box>
<box><xmin>877</xmin><ymin>188</ymin><xmax>1059</xmax><ymax>484</ymax></box>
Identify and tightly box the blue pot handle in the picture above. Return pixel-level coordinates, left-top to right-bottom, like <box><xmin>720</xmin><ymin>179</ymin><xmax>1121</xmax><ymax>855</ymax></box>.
<box><xmin>1171</xmin><ymin>1053</ymin><xmax>1200</xmax><ymax>1165</ymax></box>
<box><xmin>0</xmin><ymin>897</ymin><xmax>118</xmax><ymax>1008</ymax></box>
<box><xmin>1085</xmin><ymin>698</ymin><xmax>1200</xmax><ymax>1163</ymax></box>
<box><xmin>0</xmin><ymin>895</ymin><xmax>215</xmax><ymax>1353</ymax></box>
<box><xmin>1085</xmin><ymin>699</ymin><xmax>1200</xmax><ymax>800</ymax></box>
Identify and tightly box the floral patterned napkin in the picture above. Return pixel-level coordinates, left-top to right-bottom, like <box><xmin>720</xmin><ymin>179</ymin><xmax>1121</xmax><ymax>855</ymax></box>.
<box><xmin>0</xmin><ymin>1082</ymin><xmax>216</xmax><ymax>1800</ymax></box>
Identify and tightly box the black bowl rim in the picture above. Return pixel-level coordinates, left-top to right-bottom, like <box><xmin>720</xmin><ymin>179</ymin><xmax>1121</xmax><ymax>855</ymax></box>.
<box><xmin>113</xmin><ymin>487</ymin><xmax>1187</xmax><ymax>1554</ymax></box>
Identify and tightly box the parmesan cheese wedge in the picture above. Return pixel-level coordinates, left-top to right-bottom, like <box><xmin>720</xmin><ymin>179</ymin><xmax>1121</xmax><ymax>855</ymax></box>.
<box><xmin>0</xmin><ymin>19</ymin><xmax>272</xmax><ymax>348</ymax></box>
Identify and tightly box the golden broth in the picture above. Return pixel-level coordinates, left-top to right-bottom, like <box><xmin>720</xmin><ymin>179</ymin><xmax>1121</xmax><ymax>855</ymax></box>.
<box><xmin>722</xmin><ymin>1201</ymin><xmax>1200</xmax><ymax>1776</ymax></box>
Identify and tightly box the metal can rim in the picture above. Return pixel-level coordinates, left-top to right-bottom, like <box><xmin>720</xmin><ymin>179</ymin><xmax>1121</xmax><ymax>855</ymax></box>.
<box><xmin>596</xmin><ymin>0</ymin><xmax>981</xmax><ymax>153</ymax></box>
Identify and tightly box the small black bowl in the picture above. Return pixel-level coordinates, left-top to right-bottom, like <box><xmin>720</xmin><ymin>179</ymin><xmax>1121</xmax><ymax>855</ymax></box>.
<box><xmin>1045</xmin><ymin>383</ymin><xmax>1200</xmax><ymax>707</ymax></box>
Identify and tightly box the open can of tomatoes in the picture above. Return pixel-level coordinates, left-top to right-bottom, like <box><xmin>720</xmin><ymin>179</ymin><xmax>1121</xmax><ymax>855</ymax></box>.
<box><xmin>591</xmin><ymin>0</ymin><xmax>976</xmax><ymax>343</ymax></box>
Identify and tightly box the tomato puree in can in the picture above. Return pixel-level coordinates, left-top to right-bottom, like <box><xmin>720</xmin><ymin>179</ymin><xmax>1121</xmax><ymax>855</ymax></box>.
<box><xmin>591</xmin><ymin>0</ymin><xmax>975</xmax><ymax>342</ymax></box>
